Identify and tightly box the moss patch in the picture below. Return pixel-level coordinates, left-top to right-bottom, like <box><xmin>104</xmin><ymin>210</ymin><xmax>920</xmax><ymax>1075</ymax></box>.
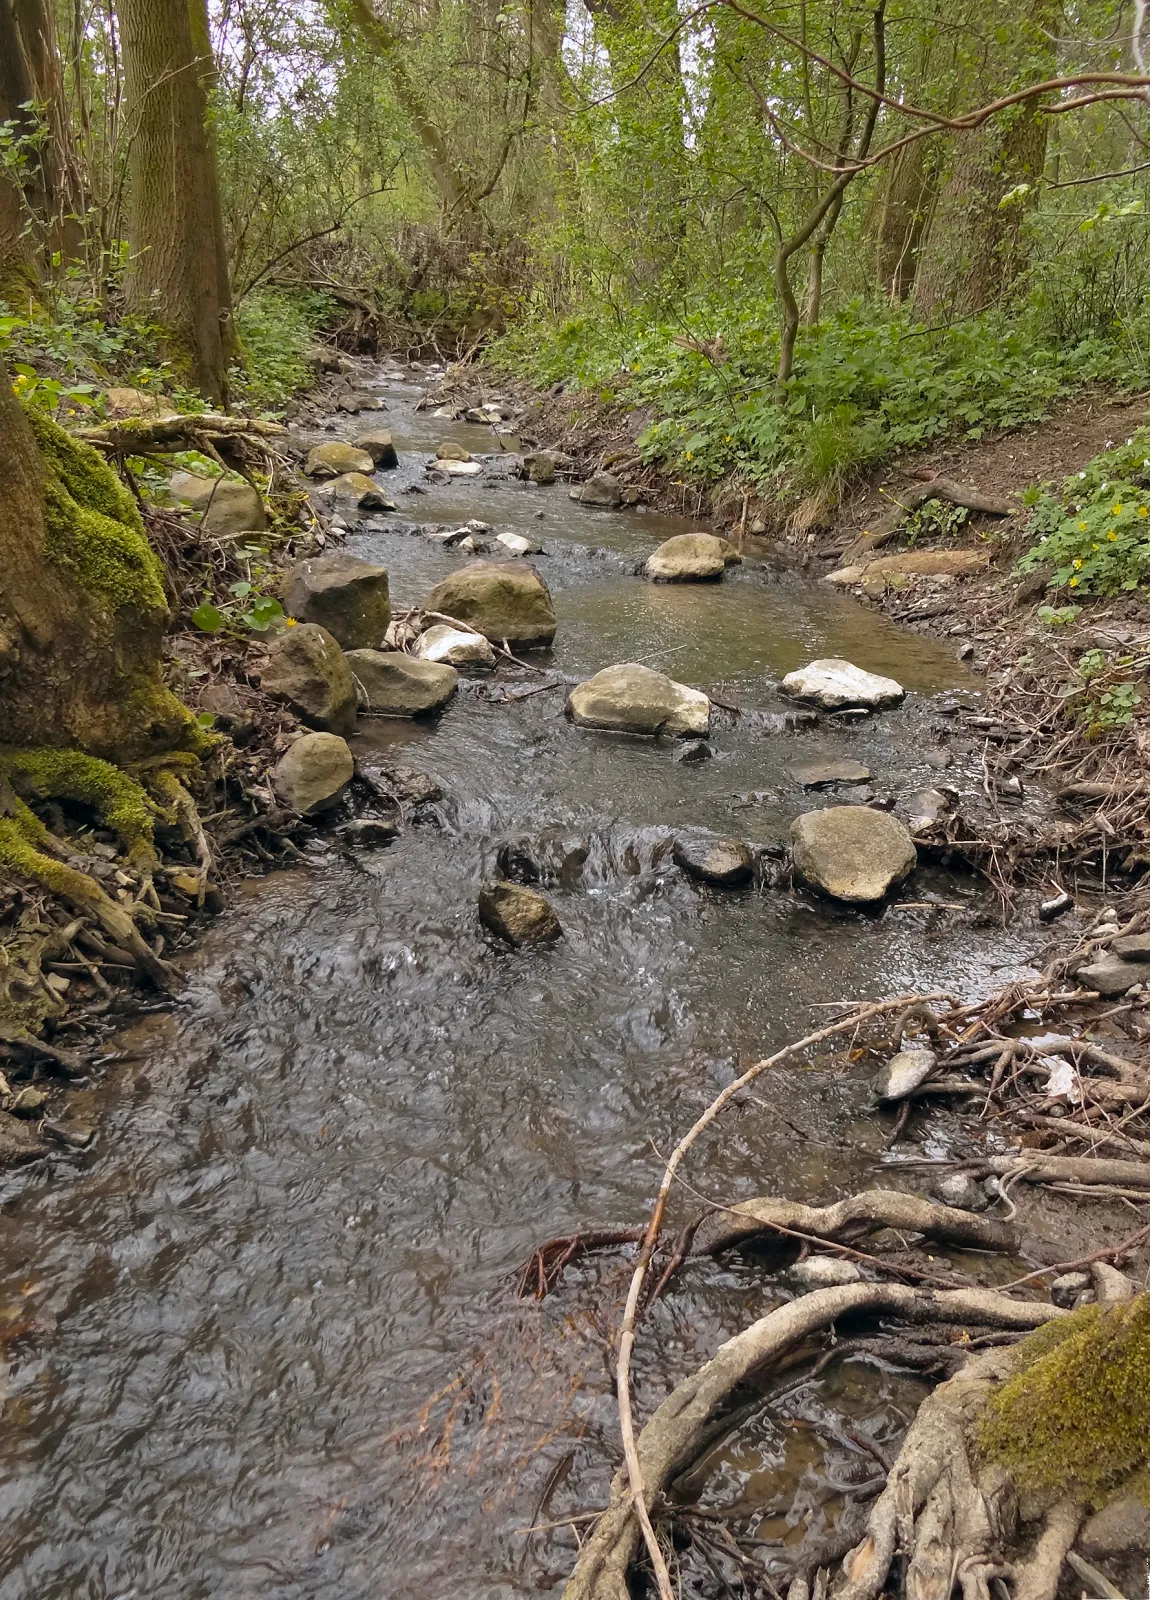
<box><xmin>978</xmin><ymin>1296</ymin><xmax>1150</xmax><ymax>1507</ymax></box>
<box><xmin>26</xmin><ymin>406</ymin><xmax>167</xmax><ymax>616</ymax></box>
<box><xmin>0</xmin><ymin>747</ymin><xmax>158</xmax><ymax>871</ymax></box>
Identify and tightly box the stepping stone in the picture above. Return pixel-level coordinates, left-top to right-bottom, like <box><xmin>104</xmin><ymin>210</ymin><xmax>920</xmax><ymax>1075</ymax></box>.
<box><xmin>781</xmin><ymin>658</ymin><xmax>905</xmax><ymax>710</ymax></box>
<box><xmin>789</xmin><ymin>758</ymin><xmax>871</xmax><ymax>788</ymax></box>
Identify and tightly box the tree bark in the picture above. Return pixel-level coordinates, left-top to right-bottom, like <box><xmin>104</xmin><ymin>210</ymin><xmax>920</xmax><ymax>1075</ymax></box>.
<box><xmin>0</xmin><ymin>375</ymin><xmax>196</xmax><ymax>760</ymax></box>
<box><xmin>872</xmin><ymin>140</ymin><xmax>938</xmax><ymax>302</ymax></box>
<box><xmin>116</xmin><ymin>0</ymin><xmax>237</xmax><ymax>402</ymax></box>
<box><xmin>9</xmin><ymin>0</ymin><xmax>86</xmax><ymax>260</ymax></box>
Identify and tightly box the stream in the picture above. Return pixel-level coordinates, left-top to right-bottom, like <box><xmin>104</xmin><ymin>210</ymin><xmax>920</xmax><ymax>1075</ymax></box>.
<box><xmin>0</xmin><ymin>365</ymin><xmax>1042</xmax><ymax>1599</ymax></box>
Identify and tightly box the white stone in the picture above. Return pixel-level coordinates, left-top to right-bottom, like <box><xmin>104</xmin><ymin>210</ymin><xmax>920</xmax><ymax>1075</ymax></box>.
<box><xmin>787</xmin><ymin>1257</ymin><xmax>862</xmax><ymax>1291</ymax></box>
<box><xmin>566</xmin><ymin>663</ymin><xmax>710</xmax><ymax>737</ymax></box>
<box><xmin>497</xmin><ymin>531</ymin><xmax>543</xmax><ymax>556</ymax></box>
<box><xmin>414</xmin><ymin>624</ymin><xmax>497</xmax><ymax>668</ymax></box>
<box><xmin>431</xmin><ymin>458</ymin><xmax>483</xmax><ymax>476</ymax></box>
<box><xmin>781</xmin><ymin>658</ymin><xmax>906</xmax><ymax>710</ymax></box>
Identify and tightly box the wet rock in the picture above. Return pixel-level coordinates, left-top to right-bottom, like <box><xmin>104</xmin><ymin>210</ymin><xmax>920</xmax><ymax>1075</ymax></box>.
<box><xmin>339</xmin><ymin>817</ymin><xmax>400</xmax><ymax>849</ymax></box>
<box><xmin>1080</xmin><ymin>1496</ymin><xmax>1150</xmax><ymax>1559</ymax></box>
<box><xmin>522</xmin><ymin>449</ymin><xmax>574</xmax><ymax>484</ymax></box>
<box><xmin>9</xmin><ymin>1086</ymin><xmax>48</xmax><ymax>1116</ymax></box>
<box><xmin>345</xmin><ymin>650</ymin><xmax>457</xmax><ymax>716</ymax></box>
<box><xmin>170</xmin><ymin>471</ymin><xmax>266</xmax><ymax>535</ymax></box>
<box><xmin>336</xmin><ymin>388</ymin><xmax>384</xmax><ymax>413</ymax></box>
<box><xmin>1050</xmin><ymin>1269</ymin><xmax>1091</xmax><ymax>1308</ymax></box>
<box><xmin>787</xmin><ymin>1257</ymin><xmax>862</xmax><ymax>1290</ymax></box>
<box><xmin>413</xmin><ymin>624</ymin><xmax>497</xmax><ymax>668</ymax></box>
<box><xmin>261</xmin><ymin>623</ymin><xmax>358</xmax><ymax>735</ymax></box>
<box><xmin>42</xmin><ymin>1117</ymin><xmax>94</xmax><ymax>1149</ymax></box>
<box><xmin>791</xmin><ymin>806</ymin><xmax>917</xmax><ymax>903</ymax></box>
<box><xmin>272</xmin><ymin>731</ymin><xmax>355</xmax><ymax>813</ymax></box>
<box><xmin>479</xmin><ymin>880</ymin><xmax>562</xmax><ymax>945</ymax></box>
<box><xmin>645</xmin><ymin>533</ymin><xmax>741</xmax><ymax>582</ymax></box>
<box><xmin>673</xmin><ymin>834</ymin><xmax>753</xmax><ymax>887</ymax></box>
<box><xmin>923</xmin><ymin>746</ymin><xmax>953</xmax><ymax>770</ymax></box>
<box><xmin>365</xmin><ymin>764</ymin><xmax>443</xmax><ymax>805</ymax></box>
<box><xmin>1110</xmin><ymin>933</ymin><xmax>1150</xmax><ymax>961</ymax></box>
<box><xmin>781</xmin><ymin>658</ymin><xmax>905</xmax><ymax>711</ymax></box>
<box><xmin>789</xmin><ymin>758</ymin><xmax>871</xmax><ymax>789</ymax></box>
<box><xmin>570</xmin><ymin>470</ymin><xmax>623</xmax><ymax>509</ymax></box>
<box><xmin>353</xmin><ymin>427</ymin><xmax>399</xmax><ymax>468</ymax></box>
<box><xmin>675</xmin><ymin>740</ymin><xmax>713</xmax><ymax>764</ymax></box>
<box><xmin>1091</xmin><ymin>1261</ymin><xmax>1136</xmax><ymax>1303</ymax></box>
<box><xmin>1039</xmin><ymin>889</ymin><xmax>1074</xmax><ymax>923</ymax></box>
<box><xmin>933</xmin><ymin>1172</ymin><xmax>991</xmax><ymax>1211</ymax></box>
<box><xmin>433</xmin><ymin>458</ymin><xmax>484</xmax><ymax>477</ymax></box>
<box><xmin>1077</xmin><ymin>957</ymin><xmax>1145</xmax><ymax>996</ymax></box>
<box><xmin>304</xmin><ymin>441</ymin><xmax>375</xmax><ymax>478</ymax></box>
<box><xmin>423</xmin><ymin>525</ymin><xmax>471</xmax><ymax>546</ymax></box>
<box><xmin>282</xmin><ymin>552</ymin><xmax>390</xmax><ymax>650</ymax></box>
<box><xmin>497</xmin><ymin>840</ymin><xmax>542</xmax><ymax>884</ymax></box>
<box><xmin>436</xmin><ymin>440</ymin><xmax>472</xmax><ymax>461</ymax></box>
<box><xmin>327</xmin><ymin>471</ymin><xmax>395</xmax><ymax>511</ymax></box>
<box><xmin>566</xmin><ymin>663</ymin><xmax>710</xmax><ymax>738</ymax></box>
<box><xmin>872</xmin><ymin>1048</ymin><xmax>937</xmax><ymax>1102</ymax></box>
<box><xmin>0</xmin><ymin>1110</ymin><xmax>43</xmax><ymax>1164</ymax></box>
<box><xmin>904</xmin><ymin>788</ymin><xmax>951</xmax><ymax>831</ymax></box>
<box><xmin>426</xmin><ymin>562</ymin><xmax>558</xmax><ymax>647</ymax></box>
<box><xmin>496</xmin><ymin>531</ymin><xmax>543</xmax><ymax>557</ymax></box>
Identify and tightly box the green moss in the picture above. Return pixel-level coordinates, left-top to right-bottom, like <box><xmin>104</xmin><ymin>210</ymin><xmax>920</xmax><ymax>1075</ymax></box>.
<box><xmin>0</xmin><ymin>799</ymin><xmax>91</xmax><ymax>898</ymax></box>
<box><xmin>25</xmin><ymin>405</ymin><xmax>167</xmax><ymax>616</ymax></box>
<box><xmin>978</xmin><ymin>1296</ymin><xmax>1150</xmax><ymax>1506</ymax></box>
<box><xmin>0</xmin><ymin>747</ymin><xmax>158</xmax><ymax>872</ymax></box>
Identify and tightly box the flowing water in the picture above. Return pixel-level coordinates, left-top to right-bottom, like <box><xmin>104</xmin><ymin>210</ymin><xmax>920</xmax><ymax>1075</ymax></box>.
<box><xmin>0</xmin><ymin>368</ymin><xmax>1039</xmax><ymax>1599</ymax></box>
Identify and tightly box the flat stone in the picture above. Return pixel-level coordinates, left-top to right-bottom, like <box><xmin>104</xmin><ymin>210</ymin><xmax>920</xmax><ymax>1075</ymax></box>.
<box><xmin>566</xmin><ymin>663</ymin><xmax>710</xmax><ymax>738</ymax></box>
<box><xmin>787</xmin><ymin>1257</ymin><xmax>862</xmax><ymax>1290</ymax></box>
<box><xmin>873</xmin><ymin>1048</ymin><xmax>937</xmax><ymax>1102</ymax></box>
<box><xmin>645</xmin><ymin>533</ymin><xmax>741</xmax><ymax>582</ymax></box>
<box><xmin>825</xmin><ymin>565</ymin><xmax>867</xmax><ymax>587</ymax></box>
<box><xmin>790</xmin><ymin>758</ymin><xmax>872</xmax><ymax>789</ymax></box>
<box><xmin>271</xmin><ymin>731</ymin><xmax>354</xmax><ymax>813</ymax></box>
<box><xmin>261</xmin><ymin>623</ymin><xmax>358</xmax><ymax>735</ymax></box>
<box><xmin>426</xmin><ymin>561</ymin><xmax>557</xmax><ymax>647</ymax></box>
<box><xmin>904</xmin><ymin>788</ymin><xmax>951</xmax><ymax>831</ymax></box>
<box><xmin>1080</xmin><ymin>1496</ymin><xmax>1150</xmax><ymax>1559</ymax></box>
<box><xmin>339</xmin><ymin>817</ymin><xmax>400</xmax><ymax>849</ymax></box>
<box><xmin>791</xmin><ymin>806</ymin><xmax>917</xmax><ymax>903</ymax></box>
<box><xmin>673</xmin><ymin>835</ymin><xmax>753</xmax><ymax>887</ymax></box>
<box><xmin>570</xmin><ymin>470</ymin><xmax>622</xmax><ymax>508</ymax></box>
<box><xmin>327</xmin><ymin>471</ymin><xmax>395</xmax><ymax>511</ymax></box>
<box><xmin>1077</xmin><ymin>957</ymin><xmax>1145</xmax><ymax>996</ymax></box>
<box><xmin>353</xmin><ymin>427</ymin><xmax>398</xmax><ymax>468</ymax></box>
<box><xmin>282</xmin><ymin>552</ymin><xmax>390</xmax><ymax>650</ymax></box>
<box><xmin>496</xmin><ymin>531</ymin><xmax>543</xmax><ymax>556</ymax></box>
<box><xmin>0</xmin><ymin>1110</ymin><xmax>44</xmax><ymax>1165</ymax></box>
<box><xmin>413</xmin><ymin>624</ymin><xmax>496</xmax><ymax>668</ymax></box>
<box><xmin>42</xmin><ymin>1118</ymin><xmax>93</xmax><ymax>1148</ymax></box>
<box><xmin>433</xmin><ymin>458</ymin><xmax>484</xmax><ymax>477</ymax></box>
<box><xmin>170</xmin><ymin>471</ymin><xmax>266</xmax><ymax>535</ymax></box>
<box><xmin>479</xmin><ymin>880</ymin><xmax>562</xmax><ymax>945</ymax></box>
<box><xmin>336</xmin><ymin>389</ymin><xmax>384</xmax><ymax>413</ymax></box>
<box><xmin>863</xmin><ymin>549</ymin><xmax>989</xmax><ymax>580</ymax></box>
<box><xmin>782</xmin><ymin>659</ymin><xmax>906</xmax><ymax>711</ymax></box>
<box><xmin>1110</xmin><ymin>933</ymin><xmax>1150</xmax><ymax>961</ymax></box>
<box><xmin>304</xmin><ymin>441</ymin><xmax>375</xmax><ymax>478</ymax></box>
<box><xmin>345</xmin><ymin>650</ymin><xmax>457</xmax><ymax>716</ymax></box>
<box><xmin>1091</xmin><ymin>1261</ymin><xmax>1136</xmax><ymax>1303</ymax></box>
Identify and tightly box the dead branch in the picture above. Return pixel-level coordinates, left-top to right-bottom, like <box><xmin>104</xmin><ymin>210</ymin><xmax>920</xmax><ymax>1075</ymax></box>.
<box><xmin>691</xmin><ymin>1189</ymin><xmax>1019</xmax><ymax>1258</ymax></box>
<box><xmin>76</xmin><ymin>413</ymin><xmax>287</xmax><ymax>453</ymax></box>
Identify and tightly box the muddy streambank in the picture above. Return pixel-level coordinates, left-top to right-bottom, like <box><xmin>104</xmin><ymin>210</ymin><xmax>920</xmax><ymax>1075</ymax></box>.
<box><xmin>0</xmin><ymin>361</ymin><xmax>1145</xmax><ymax>1599</ymax></box>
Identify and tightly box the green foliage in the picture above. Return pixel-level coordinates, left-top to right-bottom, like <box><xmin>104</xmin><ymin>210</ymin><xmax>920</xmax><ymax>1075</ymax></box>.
<box><xmin>1067</xmin><ymin>647</ymin><xmax>1145</xmax><ymax>734</ymax></box>
<box><xmin>191</xmin><ymin>540</ymin><xmax>286</xmax><ymax>636</ymax></box>
<box><xmin>0</xmin><ymin>747</ymin><xmax>157</xmax><ymax>870</ymax></box>
<box><xmin>902</xmin><ymin>498</ymin><xmax>970</xmax><ymax>546</ymax></box>
<box><xmin>1019</xmin><ymin>429</ymin><xmax>1150</xmax><ymax>595</ymax></box>
<box><xmin>230</xmin><ymin>289</ymin><xmax>336</xmax><ymax>413</ymax></box>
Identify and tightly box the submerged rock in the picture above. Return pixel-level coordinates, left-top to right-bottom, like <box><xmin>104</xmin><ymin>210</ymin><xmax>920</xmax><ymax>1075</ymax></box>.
<box><xmin>272</xmin><ymin>731</ymin><xmax>355</xmax><ymax>814</ymax></box>
<box><xmin>261</xmin><ymin>623</ymin><xmax>357</xmax><ymax>735</ymax></box>
<box><xmin>675</xmin><ymin>740</ymin><xmax>713</xmax><ymax>764</ymax></box>
<box><xmin>425</xmin><ymin>562</ymin><xmax>558</xmax><ymax>647</ymax></box>
<box><xmin>304</xmin><ymin>441</ymin><xmax>374</xmax><ymax>478</ymax></box>
<box><xmin>345</xmin><ymin>650</ymin><xmax>457</xmax><ymax>716</ymax></box>
<box><xmin>0</xmin><ymin>1110</ymin><xmax>43</xmax><ymax>1165</ymax></box>
<box><xmin>872</xmin><ymin>1048</ymin><xmax>937</xmax><ymax>1102</ymax></box>
<box><xmin>570</xmin><ymin>470</ymin><xmax>622</xmax><ymax>508</ymax></box>
<box><xmin>781</xmin><ymin>658</ymin><xmax>906</xmax><ymax>711</ymax></box>
<box><xmin>364</xmin><ymin>764</ymin><xmax>443</xmax><ymax>806</ymax></box>
<box><xmin>673</xmin><ymin>834</ymin><xmax>753</xmax><ymax>887</ymax></box>
<box><xmin>933</xmin><ymin>1172</ymin><xmax>991</xmax><ymax>1212</ymax></box>
<box><xmin>339</xmin><ymin>817</ymin><xmax>399</xmax><ymax>849</ymax></box>
<box><xmin>353</xmin><ymin>427</ymin><xmax>399</xmax><ymax>469</ymax></box>
<box><xmin>413</xmin><ymin>623</ymin><xmax>497</xmax><ymax>668</ymax></box>
<box><xmin>283</xmin><ymin>552</ymin><xmax>390</xmax><ymax>650</ymax></box>
<box><xmin>645</xmin><ymin>533</ymin><xmax>741</xmax><ymax>582</ymax></box>
<box><xmin>170</xmin><ymin>471</ymin><xmax>266</xmax><ymax>536</ymax></box>
<box><xmin>566</xmin><ymin>663</ymin><xmax>710</xmax><ymax>738</ymax></box>
<box><xmin>789</xmin><ymin>758</ymin><xmax>872</xmax><ymax>789</ymax></box>
<box><xmin>479</xmin><ymin>880</ymin><xmax>562</xmax><ymax>945</ymax></box>
<box><xmin>790</xmin><ymin>806</ymin><xmax>917</xmax><ymax>902</ymax></box>
<box><xmin>327</xmin><ymin>471</ymin><xmax>395</xmax><ymax>511</ymax></box>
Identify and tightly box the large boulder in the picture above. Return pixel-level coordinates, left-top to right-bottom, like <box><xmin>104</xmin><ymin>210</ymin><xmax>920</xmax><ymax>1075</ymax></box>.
<box><xmin>479</xmin><ymin>880</ymin><xmax>562</xmax><ymax>945</ymax></box>
<box><xmin>282</xmin><ymin>553</ymin><xmax>390</xmax><ymax>650</ymax></box>
<box><xmin>791</xmin><ymin>806</ymin><xmax>917</xmax><ymax>903</ymax></box>
<box><xmin>413</xmin><ymin>623</ymin><xmax>496</xmax><ymax>668</ymax></box>
<box><xmin>304</xmin><ymin>441</ymin><xmax>375</xmax><ymax>478</ymax></box>
<box><xmin>170</xmin><ymin>471</ymin><xmax>266</xmax><ymax>536</ymax></box>
<box><xmin>570</xmin><ymin>470</ymin><xmax>622</xmax><ymax>508</ymax></box>
<box><xmin>344</xmin><ymin>650</ymin><xmax>457</xmax><ymax>716</ymax></box>
<box><xmin>645</xmin><ymin>533</ymin><xmax>741</xmax><ymax>582</ymax></box>
<box><xmin>353</xmin><ymin>427</ymin><xmax>399</xmax><ymax>469</ymax></box>
<box><xmin>271</xmin><ymin>732</ymin><xmax>354</xmax><ymax>814</ymax></box>
<box><xmin>781</xmin><ymin>658</ymin><xmax>905</xmax><ymax>711</ymax></box>
<box><xmin>566</xmin><ymin>663</ymin><xmax>710</xmax><ymax>737</ymax></box>
<box><xmin>425</xmin><ymin>561</ymin><xmax>557</xmax><ymax>647</ymax></box>
<box><xmin>260</xmin><ymin>623</ymin><xmax>358</xmax><ymax>735</ymax></box>
<box><xmin>326</xmin><ymin>471</ymin><xmax>395</xmax><ymax>511</ymax></box>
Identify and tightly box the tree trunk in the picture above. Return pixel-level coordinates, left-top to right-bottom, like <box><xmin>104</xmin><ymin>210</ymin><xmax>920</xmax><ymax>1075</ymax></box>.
<box><xmin>0</xmin><ymin>377</ymin><xmax>196</xmax><ymax>761</ymax></box>
<box><xmin>9</xmin><ymin>0</ymin><xmax>86</xmax><ymax>261</ymax></box>
<box><xmin>0</xmin><ymin>0</ymin><xmax>48</xmax><ymax>288</ymax></box>
<box><xmin>872</xmin><ymin>140</ymin><xmax>938</xmax><ymax>302</ymax></box>
<box><xmin>116</xmin><ymin>0</ymin><xmax>236</xmax><ymax>403</ymax></box>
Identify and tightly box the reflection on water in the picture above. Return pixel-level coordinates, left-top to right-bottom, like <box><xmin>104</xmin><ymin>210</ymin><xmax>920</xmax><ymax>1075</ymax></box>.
<box><xmin>0</xmin><ymin>370</ymin><xmax>1024</xmax><ymax>1599</ymax></box>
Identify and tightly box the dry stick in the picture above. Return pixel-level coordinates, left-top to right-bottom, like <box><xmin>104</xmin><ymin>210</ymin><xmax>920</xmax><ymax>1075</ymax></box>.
<box><xmin>611</xmin><ymin>992</ymin><xmax>950</xmax><ymax>1600</ymax></box>
<box><xmin>996</xmin><ymin>1217</ymin><xmax>1150</xmax><ymax>1291</ymax></box>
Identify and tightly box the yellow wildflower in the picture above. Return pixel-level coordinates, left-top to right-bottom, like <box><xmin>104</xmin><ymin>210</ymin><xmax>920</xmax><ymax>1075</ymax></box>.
<box><xmin>1073</xmin><ymin>558</ymin><xmax>1084</xmax><ymax>569</ymax></box>
<box><xmin>1070</xmin><ymin>576</ymin><xmax>1080</xmax><ymax>587</ymax></box>
<box><xmin>286</xmin><ymin>617</ymin><xmax>298</xmax><ymax>627</ymax></box>
<box><xmin>685</xmin><ymin>450</ymin><xmax>693</xmax><ymax>461</ymax></box>
<box><xmin>1113</xmin><ymin>503</ymin><xmax>1124</xmax><ymax>515</ymax></box>
<box><xmin>1109</xmin><ymin>530</ymin><xmax>1118</xmax><ymax>542</ymax></box>
<box><xmin>1079</xmin><ymin>521</ymin><xmax>1088</xmax><ymax>531</ymax></box>
<box><xmin>1140</xmin><ymin>507</ymin><xmax>1149</xmax><ymax>516</ymax></box>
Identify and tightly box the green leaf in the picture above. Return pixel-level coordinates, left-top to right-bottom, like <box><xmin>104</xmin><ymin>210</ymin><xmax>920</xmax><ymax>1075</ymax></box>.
<box><xmin>192</xmin><ymin>602</ymin><xmax>224</xmax><ymax>633</ymax></box>
<box><xmin>195</xmin><ymin>710</ymin><xmax>217</xmax><ymax>728</ymax></box>
<box><xmin>242</xmin><ymin>596</ymin><xmax>284</xmax><ymax>631</ymax></box>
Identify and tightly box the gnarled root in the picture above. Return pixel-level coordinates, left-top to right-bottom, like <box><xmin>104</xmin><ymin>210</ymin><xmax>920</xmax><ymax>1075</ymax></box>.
<box><xmin>562</xmin><ymin>1285</ymin><xmax>1058</xmax><ymax>1600</ymax></box>
<box><xmin>692</xmin><ymin>1189</ymin><xmax>1019</xmax><ymax>1260</ymax></box>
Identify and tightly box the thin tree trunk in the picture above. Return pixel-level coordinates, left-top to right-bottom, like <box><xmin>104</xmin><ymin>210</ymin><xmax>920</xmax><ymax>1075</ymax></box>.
<box><xmin>872</xmin><ymin>140</ymin><xmax>938</xmax><ymax>302</ymax></box>
<box><xmin>116</xmin><ymin>0</ymin><xmax>236</xmax><ymax>403</ymax></box>
<box><xmin>11</xmin><ymin>0</ymin><xmax>86</xmax><ymax>260</ymax></box>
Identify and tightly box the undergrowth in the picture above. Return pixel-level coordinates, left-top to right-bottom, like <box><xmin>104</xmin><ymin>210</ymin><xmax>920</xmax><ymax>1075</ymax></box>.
<box><xmin>1020</xmin><ymin>427</ymin><xmax>1150</xmax><ymax>595</ymax></box>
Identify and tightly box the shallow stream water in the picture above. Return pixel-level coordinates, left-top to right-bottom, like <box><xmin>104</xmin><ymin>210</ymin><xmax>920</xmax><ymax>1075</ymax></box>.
<box><xmin>0</xmin><ymin>368</ymin><xmax>1040</xmax><ymax>1599</ymax></box>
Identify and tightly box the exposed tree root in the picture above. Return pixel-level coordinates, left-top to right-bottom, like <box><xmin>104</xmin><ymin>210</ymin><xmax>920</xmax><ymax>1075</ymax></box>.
<box><xmin>691</xmin><ymin>1190</ymin><xmax>1019</xmax><ymax>1260</ymax></box>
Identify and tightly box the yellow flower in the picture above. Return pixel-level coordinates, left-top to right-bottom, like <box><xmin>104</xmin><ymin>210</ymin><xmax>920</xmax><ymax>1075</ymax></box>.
<box><xmin>1109</xmin><ymin>530</ymin><xmax>1118</xmax><ymax>542</ymax></box>
<box><xmin>1113</xmin><ymin>503</ymin><xmax>1124</xmax><ymax>514</ymax></box>
<box><xmin>685</xmin><ymin>450</ymin><xmax>693</xmax><ymax>461</ymax></box>
<box><xmin>285</xmin><ymin>617</ymin><xmax>298</xmax><ymax>627</ymax></box>
<box><xmin>1070</xmin><ymin>576</ymin><xmax>1080</xmax><ymax>587</ymax></box>
<box><xmin>1072</xmin><ymin>558</ymin><xmax>1084</xmax><ymax>569</ymax></box>
<box><xmin>1079</xmin><ymin>521</ymin><xmax>1088</xmax><ymax>531</ymax></box>
<box><xmin>1140</xmin><ymin>507</ymin><xmax>1148</xmax><ymax>516</ymax></box>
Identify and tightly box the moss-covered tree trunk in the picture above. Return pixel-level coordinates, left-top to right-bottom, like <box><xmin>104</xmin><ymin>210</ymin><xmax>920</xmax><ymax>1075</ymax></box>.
<box><xmin>0</xmin><ymin>374</ymin><xmax>196</xmax><ymax>760</ymax></box>
<box><xmin>116</xmin><ymin>0</ymin><xmax>237</xmax><ymax>403</ymax></box>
